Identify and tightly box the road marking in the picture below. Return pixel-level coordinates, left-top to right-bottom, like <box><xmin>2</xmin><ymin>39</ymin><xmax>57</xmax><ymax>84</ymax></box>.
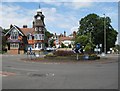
<box><xmin>0</xmin><ymin>71</ymin><xmax>16</xmax><ymax>77</ymax></box>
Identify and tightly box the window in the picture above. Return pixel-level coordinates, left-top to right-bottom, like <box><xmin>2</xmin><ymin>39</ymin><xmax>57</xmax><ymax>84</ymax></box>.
<box><xmin>39</xmin><ymin>34</ymin><xmax>41</xmax><ymax>40</ymax></box>
<box><xmin>39</xmin><ymin>28</ymin><xmax>42</xmax><ymax>31</ymax></box>
<box><xmin>10</xmin><ymin>29</ymin><xmax>18</xmax><ymax>40</ymax></box>
<box><xmin>35</xmin><ymin>43</ymin><xmax>42</xmax><ymax>49</ymax></box>
<box><xmin>27</xmin><ymin>34</ymin><xmax>32</xmax><ymax>40</ymax></box>
<box><xmin>34</xmin><ymin>34</ymin><xmax>38</xmax><ymax>40</ymax></box>
<box><xmin>10</xmin><ymin>43</ymin><xmax>19</xmax><ymax>49</ymax></box>
<box><xmin>34</xmin><ymin>34</ymin><xmax>44</xmax><ymax>40</ymax></box>
<box><xmin>42</xmin><ymin>34</ymin><xmax>44</xmax><ymax>40</ymax></box>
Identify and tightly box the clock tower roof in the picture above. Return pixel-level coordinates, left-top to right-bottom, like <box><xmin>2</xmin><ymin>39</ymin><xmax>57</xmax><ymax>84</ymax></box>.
<box><xmin>36</xmin><ymin>8</ymin><xmax>42</xmax><ymax>13</ymax></box>
<box><xmin>36</xmin><ymin>4</ymin><xmax>42</xmax><ymax>13</ymax></box>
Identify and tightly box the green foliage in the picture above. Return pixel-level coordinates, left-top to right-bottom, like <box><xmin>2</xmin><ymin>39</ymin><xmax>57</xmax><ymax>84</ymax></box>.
<box><xmin>45</xmin><ymin>53</ymin><xmax>57</xmax><ymax>58</ymax></box>
<box><xmin>44</xmin><ymin>28</ymin><xmax>53</xmax><ymax>47</ymax></box>
<box><xmin>84</xmin><ymin>43</ymin><xmax>92</xmax><ymax>53</ymax></box>
<box><xmin>45</xmin><ymin>51</ymin><xmax>100</xmax><ymax>60</ymax></box>
<box><xmin>77</xmin><ymin>13</ymin><xmax>118</xmax><ymax>52</ymax></box>
<box><xmin>75</xmin><ymin>35</ymin><xmax>89</xmax><ymax>46</ymax></box>
<box><xmin>61</xmin><ymin>43</ymin><xmax>67</xmax><ymax>48</ymax></box>
<box><xmin>68</xmin><ymin>44</ymin><xmax>72</xmax><ymax>48</ymax></box>
<box><xmin>3</xmin><ymin>29</ymin><xmax>9</xmax><ymax>33</ymax></box>
<box><xmin>49</xmin><ymin>39</ymin><xmax>55</xmax><ymax>47</ymax></box>
<box><xmin>115</xmin><ymin>45</ymin><xmax>120</xmax><ymax>52</ymax></box>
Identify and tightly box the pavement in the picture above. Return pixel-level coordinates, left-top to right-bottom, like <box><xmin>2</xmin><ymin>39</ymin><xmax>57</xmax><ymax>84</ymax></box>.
<box><xmin>1</xmin><ymin>54</ymin><xmax>119</xmax><ymax>89</ymax></box>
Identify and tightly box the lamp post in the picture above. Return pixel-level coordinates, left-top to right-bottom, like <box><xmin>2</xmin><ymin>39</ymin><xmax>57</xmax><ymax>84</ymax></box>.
<box><xmin>103</xmin><ymin>14</ymin><xmax>106</xmax><ymax>54</ymax></box>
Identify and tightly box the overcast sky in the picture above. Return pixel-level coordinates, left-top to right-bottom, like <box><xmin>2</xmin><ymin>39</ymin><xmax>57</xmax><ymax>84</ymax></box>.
<box><xmin>0</xmin><ymin>1</ymin><xmax>119</xmax><ymax>44</ymax></box>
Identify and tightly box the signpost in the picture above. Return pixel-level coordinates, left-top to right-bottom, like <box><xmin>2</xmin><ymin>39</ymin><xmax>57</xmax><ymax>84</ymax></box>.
<box><xmin>73</xmin><ymin>43</ymin><xmax>81</xmax><ymax>60</ymax></box>
<box><xmin>27</xmin><ymin>47</ymin><xmax>36</xmax><ymax>60</ymax></box>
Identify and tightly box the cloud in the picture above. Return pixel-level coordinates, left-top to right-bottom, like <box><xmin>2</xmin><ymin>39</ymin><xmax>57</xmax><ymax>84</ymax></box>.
<box><xmin>71</xmin><ymin>26</ymin><xmax>78</xmax><ymax>32</ymax></box>
<box><xmin>2</xmin><ymin>0</ymin><xmax>119</xmax><ymax>2</ymax></box>
<box><xmin>1</xmin><ymin>2</ymin><xmax>118</xmax><ymax>38</ymax></box>
<box><xmin>42</xmin><ymin>6</ymin><xmax>79</xmax><ymax>35</ymax></box>
<box><xmin>0</xmin><ymin>3</ymin><xmax>35</xmax><ymax>29</ymax></box>
<box><xmin>1</xmin><ymin>3</ymin><xmax>79</xmax><ymax>36</ymax></box>
<box><xmin>63</xmin><ymin>2</ymin><xmax>93</xmax><ymax>10</ymax></box>
<box><xmin>96</xmin><ymin>4</ymin><xmax>118</xmax><ymax>31</ymax></box>
<box><xmin>43</xmin><ymin>2</ymin><xmax>62</xmax><ymax>6</ymax></box>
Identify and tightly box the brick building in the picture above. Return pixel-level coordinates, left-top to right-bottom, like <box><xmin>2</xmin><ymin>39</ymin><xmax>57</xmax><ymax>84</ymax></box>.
<box><xmin>5</xmin><ymin>8</ymin><xmax>46</xmax><ymax>54</ymax></box>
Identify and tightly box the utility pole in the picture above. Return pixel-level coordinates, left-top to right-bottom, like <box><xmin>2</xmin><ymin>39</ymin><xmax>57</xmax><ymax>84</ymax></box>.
<box><xmin>103</xmin><ymin>14</ymin><xmax>106</xmax><ymax>54</ymax></box>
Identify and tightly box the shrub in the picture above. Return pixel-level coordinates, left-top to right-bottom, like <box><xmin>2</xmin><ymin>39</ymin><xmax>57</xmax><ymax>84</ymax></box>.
<box><xmin>53</xmin><ymin>50</ymin><xmax>74</xmax><ymax>56</ymax></box>
<box><xmin>45</xmin><ymin>53</ymin><xmax>57</xmax><ymax>58</ymax></box>
<box><xmin>89</xmin><ymin>54</ymin><xmax>100</xmax><ymax>60</ymax></box>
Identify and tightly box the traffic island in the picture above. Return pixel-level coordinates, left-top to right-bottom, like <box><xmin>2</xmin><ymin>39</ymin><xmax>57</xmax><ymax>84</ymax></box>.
<box><xmin>44</xmin><ymin>52</ymin><xmax>100</xmax><ymax>61</ymax></box>
<box><xmin>23</xmin><ymin>50</ymin><xmax>100</xmax><ymax>61</ymax></box>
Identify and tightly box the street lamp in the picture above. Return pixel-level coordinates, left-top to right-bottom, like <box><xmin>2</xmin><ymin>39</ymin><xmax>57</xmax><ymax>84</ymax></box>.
<box><xmin>103</xmin><ymin>14</ymin><xmax>106</xmax><ymax>54</ymax></box>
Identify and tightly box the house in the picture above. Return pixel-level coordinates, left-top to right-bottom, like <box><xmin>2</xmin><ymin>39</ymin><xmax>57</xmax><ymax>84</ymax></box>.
<box><xmin>0</xmin><ymin>26</ymin><xmax>5</xmax><ymax>51</ymax></box>
<box><xmin>0</xmin><ymin>27</ymin><xmax>5</xmax><ymax>36</ymax></box>
<box><xmin>53</xmin><ymin>31</ymin><xmax>76</xmax><ymax>48</ymax></box>
<box><xmin>5</xmin><ymin>7</ymin><xmax>46</xmax><ymax>54</ymax></box>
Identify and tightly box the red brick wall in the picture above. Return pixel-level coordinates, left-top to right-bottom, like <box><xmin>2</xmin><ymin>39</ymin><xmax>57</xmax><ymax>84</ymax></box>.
<box><xmin>9</xmin><ymin>49</ymin><xmax>18</xmax><ymax>54</ymax></box>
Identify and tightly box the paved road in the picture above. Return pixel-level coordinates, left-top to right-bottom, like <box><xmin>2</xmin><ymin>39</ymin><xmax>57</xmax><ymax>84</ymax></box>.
<box><xmin>1</xmin><ymin>54</ymin><xmax>118</xmax><ymax>89</ymax></box>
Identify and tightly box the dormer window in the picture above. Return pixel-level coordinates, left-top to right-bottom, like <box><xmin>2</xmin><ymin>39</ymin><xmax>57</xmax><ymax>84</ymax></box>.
<box><xmin>10</xmin><ymin>29</ymin><xmax>18</xmax><ymax>40</ymax></box>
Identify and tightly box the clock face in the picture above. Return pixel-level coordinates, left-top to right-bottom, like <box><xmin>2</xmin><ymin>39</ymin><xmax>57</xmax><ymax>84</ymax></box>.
<box><xmin>37</xmin><ymin>16</ymin><xmax>41</xmax><ymax>19</ymax></box>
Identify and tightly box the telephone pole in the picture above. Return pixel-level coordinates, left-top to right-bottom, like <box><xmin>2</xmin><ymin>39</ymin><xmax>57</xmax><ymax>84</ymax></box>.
<box><xmin>103</xmin><ymin>14</ymin><xmax>106</xmax><ymax>54</ymax></box>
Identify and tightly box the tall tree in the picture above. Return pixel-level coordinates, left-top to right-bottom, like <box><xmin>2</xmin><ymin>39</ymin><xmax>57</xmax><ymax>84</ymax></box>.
<box><xmin>44</xmin><ymin>28</ymin><xmax>53</xmax><ymax>47</ymax></box>
<box><xmin>77</xmin><ymin>13</ymin><xmax>118</xmax><ymax>52</ymax></box>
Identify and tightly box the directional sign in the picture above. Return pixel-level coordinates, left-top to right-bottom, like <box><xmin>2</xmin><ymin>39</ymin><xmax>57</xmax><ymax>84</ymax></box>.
<box><xmin>30</xmin><ymin>47</ymin><xmax>32</xmax><ymax>53</ymax></box>
<box><xmin>73</xmin><ymin>48</ymin><xmax>81</xmax><ymax>53</ymax></box>
<box><xmin>73</xmin><ymin>48</ymin><xmax>76</xmax><ymax>53</ymax></box>
<box><xmin>76</xmin><ymin>43</ymin><xmax>80</xmax><ymax>49</ymax></box>
<box><xmin>78</xmin><ymin>49</ymin><xmax>81</xmax><ymax>53</ymax></box>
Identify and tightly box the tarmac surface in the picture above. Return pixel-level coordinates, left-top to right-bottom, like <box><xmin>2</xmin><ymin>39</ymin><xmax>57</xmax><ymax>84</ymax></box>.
<box><xmin>1</xmin><ymin>54</ymin><xmax>119</xmax><ymax>89</ymax></box>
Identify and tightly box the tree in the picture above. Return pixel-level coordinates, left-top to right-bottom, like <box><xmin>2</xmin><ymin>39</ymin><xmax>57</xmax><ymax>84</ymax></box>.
<box><xmin>77</xmin><ymin>13</ymin><xmax>118</xmax><ymax>52</ymax></box>
<box><xmin>61</xmin><ymin>43</ymin><xmax>67</xmax><ymax>48</ymax></box>
<box><xmin>2</xmin><ymin>29</ymin><xmax>9</xmax><ymax>52</ymax></box>
<box><xmin>49</xmin><ymin>39</ymin><xmax>55</xmax><ymax>47</ymax></box>
<box><xmin>44</xmin><ymin>28</ymin><xmax>53</xmax><ymax>47</ymax></box>
<box><xmin>75</xmin><ymin>35</ymin><xmax>89</xmax><ymax>46</ymax></box>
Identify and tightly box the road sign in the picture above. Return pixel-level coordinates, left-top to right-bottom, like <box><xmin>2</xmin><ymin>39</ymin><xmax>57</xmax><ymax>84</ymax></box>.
<box><xmin>30</xmin><ymin>47</ymin><xmax>32</xmax><ymax>53</ymax></box>
<box><xmin>73</xmin><ymin>49</ymin><xmax>76</xmax><ymax>53</ymax></box>
<box><xmin>73</xmin><ymin>48</ymin><xmax>81</xmax><ymax>53</ymax></box>
<box><xmin>76</xmin><ymin>43</ymin><xmax>80</xmax><ymax>49</ymax></box>
<box><xmin>78</xmin><ymin>49</ymin><xmax>81</xmax><ymax>53</ymax></box>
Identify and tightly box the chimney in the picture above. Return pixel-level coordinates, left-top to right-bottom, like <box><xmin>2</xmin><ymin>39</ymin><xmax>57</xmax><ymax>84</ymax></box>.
<box><xmin>23</xmin><ymin>25</ymin><xmax>27</xmax><ymax>28</ymax></box>
<box><xmin>10</xmin><ymin>24</ymin><xmax>13</xmax><ymax>29</ymax></box>
<box><xmin>64</xmin><ymin>31</ymin><xmax>66</xmax><ymax>37</ymax></box>
<box><xmin>32</xmin><ymin>21</ymin><xmax>35</xmax><ymax>28</ymax></box>
<box><xmin>73</xmin><ymin>31</ymin><xmax>76</xmax><ymax>37</ymax></box>
<box><xmin>55</xmin><ymin>33</ymin><xmax>56</xmax><ymax>35</ymax></box>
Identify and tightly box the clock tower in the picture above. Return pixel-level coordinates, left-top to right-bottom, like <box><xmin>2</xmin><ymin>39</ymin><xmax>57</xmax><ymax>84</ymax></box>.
<box><xmin>32</xmin><ymin>6</ymin><xmax>45</xmax><ymax>50</ymax></box>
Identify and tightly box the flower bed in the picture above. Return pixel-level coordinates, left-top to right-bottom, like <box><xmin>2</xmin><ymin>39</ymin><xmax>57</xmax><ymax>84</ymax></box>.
<box><xmin>44</xmin><ymin>50</ymin><xmax>100</xmax><ymax>61</ymax></box>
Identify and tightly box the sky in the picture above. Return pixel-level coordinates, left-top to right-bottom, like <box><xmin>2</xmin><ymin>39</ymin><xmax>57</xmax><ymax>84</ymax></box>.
<box><xmin>0</xmin><ymin>1</ymin><xmax>119</xmax><ymax>44</ymax></box>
